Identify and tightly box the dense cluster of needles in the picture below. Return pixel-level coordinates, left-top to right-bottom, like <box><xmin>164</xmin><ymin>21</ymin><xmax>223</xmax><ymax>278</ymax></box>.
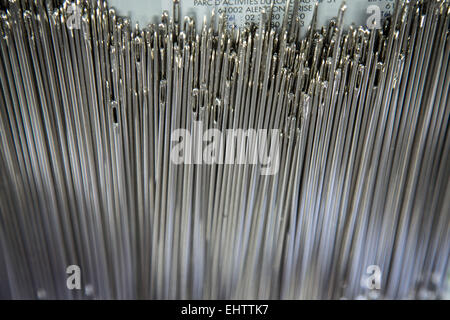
<box><xmin>0</xmin><ymin>0</ymin><xmax>449</xmax><ymax>299</ymax></box>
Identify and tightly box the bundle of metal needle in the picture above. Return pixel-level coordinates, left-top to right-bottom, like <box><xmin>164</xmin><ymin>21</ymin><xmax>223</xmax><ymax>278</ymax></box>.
<box><xmin>0</xmin><ymin>0</ymin><xmax>449</xmax><ymax>300</ymax></box>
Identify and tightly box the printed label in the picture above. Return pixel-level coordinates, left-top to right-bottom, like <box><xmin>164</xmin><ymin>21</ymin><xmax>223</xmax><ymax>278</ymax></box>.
<box><xmin>109</xmin><ymin>0</ymin><xmax>395</xmax><ymax>36</ymax></box>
